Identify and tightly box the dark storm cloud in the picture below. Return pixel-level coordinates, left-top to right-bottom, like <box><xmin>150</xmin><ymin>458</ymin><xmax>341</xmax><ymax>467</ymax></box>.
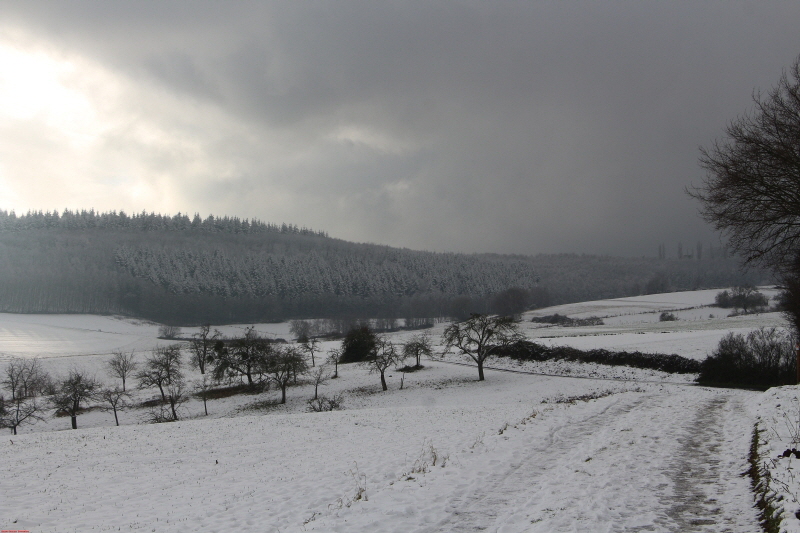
<box><xmin>2</xmin><ymin>1</ymin><xmax>800</xmax><ymax>256</ymax></box>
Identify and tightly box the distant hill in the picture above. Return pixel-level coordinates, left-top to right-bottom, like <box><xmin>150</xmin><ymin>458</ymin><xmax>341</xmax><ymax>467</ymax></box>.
<box><xmin>0</xmin><ymin>209</ymin><xmax>769</xmax><ymax>325</ymax></box>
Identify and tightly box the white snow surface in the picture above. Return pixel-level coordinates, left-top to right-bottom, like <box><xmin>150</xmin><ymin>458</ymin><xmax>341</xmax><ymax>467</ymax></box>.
<box><xmin>0</xmin><ymin>288</ymin><xmax>790</xmax><ymax>531</ymax></box>
<box><xmin>748</xmin><ymin>387</ymin><xmax>800</xmax><ymax>533</ymax></box>
<box><xmin>522</xmin><ymin>286</ymin><xmax>785</xmax><ymax>360</ymax></box>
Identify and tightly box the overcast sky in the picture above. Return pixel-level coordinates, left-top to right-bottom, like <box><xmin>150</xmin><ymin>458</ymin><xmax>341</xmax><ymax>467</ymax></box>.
<box><xmin>0</xmin><ymin>2</ymin><xmax>798</xmax><ymax>257</ymax></box>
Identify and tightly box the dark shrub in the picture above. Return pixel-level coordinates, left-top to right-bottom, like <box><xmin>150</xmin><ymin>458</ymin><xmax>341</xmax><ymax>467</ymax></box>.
<box><xmin>698</xmin><ymin>327</ymin><xmax>795</xmax><ymax>389</ymax></box>
<box><xmin>339</xmin><ymin>325</ymin><xmax>378</xmax><ymax>363</ymax></box>
<box><xmin>307</xmin><ymin>393</ymin><xmax>344</xmax><ymax>412</ymax></box>
<box><xmin>715</xmin><ymin>286</ymin><xmax>769</xmax><ymax>313</ymax></box>
<box><xmin>715</xmin><ymin>290</ymin><xmax>732</xmax><ymax>308</ymax></box>
<box><xmin>494</xmin><ymin>340</ymin><xmax>700</xmax><ymax>374</ymax></box>
<box><xmin>659</xmin><ymin>312</ymin><xmax>678</xmax><ymax>322</ymax></box>
<box><xmin>530</xmin><ymin>314</ymin><xmax>604</xmax><ymax>327</ymax></box>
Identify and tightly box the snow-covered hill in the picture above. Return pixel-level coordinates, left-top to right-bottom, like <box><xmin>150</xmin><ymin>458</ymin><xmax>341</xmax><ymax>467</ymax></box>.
<box><xmin>0</xmin><ymin>288</ymin><xmax>791</xmax><ymax>531</ymax></box>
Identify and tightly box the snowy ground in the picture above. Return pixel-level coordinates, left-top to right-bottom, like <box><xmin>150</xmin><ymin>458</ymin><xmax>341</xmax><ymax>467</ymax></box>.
<box><xmin>0</xmin><ymin>287</ymin><xmax>791</xmax><ymax>531</ymax></box>
<box><xmin>523</xmin><ymin>287</ymin><xmax>783</xmax><ymax>360</ymax></box>
<box><xmin>749</xmin><ymin>387</ymin><xmax>800</xmax><ymax>533</ymax></box>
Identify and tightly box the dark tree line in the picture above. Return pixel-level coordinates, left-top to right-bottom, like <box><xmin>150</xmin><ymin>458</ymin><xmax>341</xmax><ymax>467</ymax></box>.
<box><xmin>0</xmin><ymin>208</ymin><xmax>767</xmax><ymax>325</ymax></box>
<box><xmin>0</xmin><ymin>209</ymin><xmax>328</xmax><ymax>237</ymax></box>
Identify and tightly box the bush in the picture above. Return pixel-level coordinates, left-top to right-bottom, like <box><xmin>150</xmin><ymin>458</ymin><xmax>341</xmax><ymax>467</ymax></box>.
<box><xmin>530</xmin><ymin>314</ymin><xmax>604</xmax><ymax>327</ymax></box>
<box><xmin>307</xmin><ymin>393</ymin><xmax>344</xmax><ymax>412</ymax></box>
<box><xmin>158</xmin><ymin>325</ymin><xmax>182</xmax><ymax>339</ymax></box>
<box><xmin>714</xmin><ymin>287</ymin><xmax>769</xmax><ymax>313</ymax></box>
<box><xmin>494</xmin><ymin>340</ymin><xmax>700</xmax><ymax>374</ymax></box>
<box><xmin>339</xmin><ymin>326</ymin><xmax>378</xmax><ymax>363</ymax></box>
<box><xmin>698</xmin><ymin>327</ymin><xmax>795</xmax><ymax>389</ymax></box>
<box><xmin>714</xmin><ymin>290</ymin><xmax>732</xmax><ymax>308</ymax></box>
<box><xmin>659</xmin><ymin>312</ymin><xmax>678</xmax><ymax>322</ymax></box>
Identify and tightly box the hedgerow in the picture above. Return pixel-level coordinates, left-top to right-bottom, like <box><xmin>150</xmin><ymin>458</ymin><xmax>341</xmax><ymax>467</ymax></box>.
<box><xmin>494</xmin><ymin>340</ymin><xmax>700</xmax><ymax>374</ymax></box>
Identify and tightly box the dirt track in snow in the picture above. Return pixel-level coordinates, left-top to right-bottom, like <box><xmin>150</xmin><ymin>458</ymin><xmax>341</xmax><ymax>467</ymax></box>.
<box><xmin>411</xmin><ymin>389</ymin><xmax>758</xmax><ymax>533</ymax></box>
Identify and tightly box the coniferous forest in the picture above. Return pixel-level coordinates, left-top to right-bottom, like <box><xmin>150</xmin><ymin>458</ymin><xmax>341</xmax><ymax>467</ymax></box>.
<box><xmin>0</xmin><ymin>209</ymin><xmax>769</xmax><ymax>325</ymax></box>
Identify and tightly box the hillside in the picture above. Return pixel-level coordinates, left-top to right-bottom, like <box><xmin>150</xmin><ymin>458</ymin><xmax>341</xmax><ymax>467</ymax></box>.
<box><xmin>0</xmin><ymin>209</ymin><xmax>769</xmax><ymax>325</ymax></box>
<box><xmin>0</xmin><ymin>289</ymin><xmax>785</xmax><ymax>532</ymax></box>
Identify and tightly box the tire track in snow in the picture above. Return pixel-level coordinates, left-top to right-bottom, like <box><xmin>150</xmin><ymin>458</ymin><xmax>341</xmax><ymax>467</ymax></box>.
<box><xmin>659</xmin><ymin>394</ymin><xmax>753</xmax><ymax>532</ymax></box>
<box><xmin>417</xmin><ymin>391</ymin><xmax>757</xmax><ymax>533</ymax></box>
<box><xmin>420</xmin><ymin>394</ymin><xmax>651</xmax><ymax>532</ymax></box>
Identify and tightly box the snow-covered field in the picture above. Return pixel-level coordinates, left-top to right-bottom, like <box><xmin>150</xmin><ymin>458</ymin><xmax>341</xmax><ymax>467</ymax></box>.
<box><xmin>0</xmin><ymin>288</ymin><xmax>793</xmax><ymax>531</ymax></box>
<box><xmin>522</xmin><ymin>287</ymin><xmax>783</xmax><ymax>360</ymax></box>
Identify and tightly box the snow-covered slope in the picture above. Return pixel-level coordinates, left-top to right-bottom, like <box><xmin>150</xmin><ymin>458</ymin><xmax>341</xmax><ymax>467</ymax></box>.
<box><xmin>0</xmin><ymin>288</ymin><xmax>789</xmax><ymax>531</ymax></box>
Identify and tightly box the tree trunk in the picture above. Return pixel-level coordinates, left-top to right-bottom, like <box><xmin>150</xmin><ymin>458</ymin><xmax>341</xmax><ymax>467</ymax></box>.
<box><xmin>380</xmin><ymin>371</ymin><xmax>387</xmax><ymax>391</ymax></box>
<box><xmin>280</xmin><ymin>384</ymin><xmax>287</xmax><ymax>404</ymax></box>
<box><xmin>203</xmin><ymin>397</ymin><xmax>208</xmax><ymax>416</ymax></box>
<box><xmin>796</xmin><ymin>343</ymin><xmax>800</xmax><ymax>385</ymax></box>
<box><xmin>121</xmin><ymin>376</ymin><xmax>126</xmax><ymax>392</ymax></box>
<box><xmin>477</xmin><ymin>360</ymin><xmax>485</xmax><ymax>381</ymax></box>
<box><xmin>72</xmin><ymin>399</ymin><xmax>80</xmax><ymax>429</ymax></box>
<box><xmin>113</xmin><ymin>408</ymin><xmax>119</xmax><ymax>426</ymax></box>
<box><xmin>158</xmin><ymin>383</ymin><xmax>166</xmax><ymax>402</ymax></box>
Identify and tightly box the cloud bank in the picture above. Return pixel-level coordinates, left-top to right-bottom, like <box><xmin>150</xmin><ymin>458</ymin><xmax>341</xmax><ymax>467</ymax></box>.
<box><xmin>0</xmin><ymin>2</ymin><xmax>799</xmax><ymax>256</ymax></box>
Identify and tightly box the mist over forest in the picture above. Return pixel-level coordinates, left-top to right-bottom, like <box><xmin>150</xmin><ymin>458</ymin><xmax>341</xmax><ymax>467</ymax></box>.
<box><xmin>0</xmin><ymin>209</ymin><xmax>768</xmax><ymax>325</ymax></box>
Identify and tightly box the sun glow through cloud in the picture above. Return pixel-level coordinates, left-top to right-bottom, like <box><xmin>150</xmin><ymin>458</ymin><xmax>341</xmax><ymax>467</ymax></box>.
<box><xmin>0</xmin><ymin>40</ymin><xmax>107</xmax><ymax>148</ymax></box>
<box><xmin>0</xmin><ymin>28</ymin><xmax>251</xmax><ymax>217</ymax></box>
<box><xmin>0</xmin><ymin>2</ymin><xmax>799</xmax><ymax>256</ymax></box>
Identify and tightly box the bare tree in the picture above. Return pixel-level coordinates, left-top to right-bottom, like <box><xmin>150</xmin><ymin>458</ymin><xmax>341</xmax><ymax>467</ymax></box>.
<box><xmin>194</xmin><ymin>375</ymin><xmax>213</xmax><ymax>416</ymax></box>
<box><xmin>289</xmin><ymin>319</ymin><xmax>312</xmax><ymax>341</ymax></box>
<box><xmin>189</xmin><ymin>324</ymin><xmax>219</xmax><ymax>375</ymax></box>
<box><xmin>136</xmin><ymin>345</ymin><xmax>183</xmax><ymax>402</ymax></box>
<box><xmin>210</xmin><ymin>326</ymin><xmax>267</xmax><ymax>387</ymax></box>
<box><xmin>158</xmin><ymin>325</ymin><xmax>182</xmax><ymax>339</ymax></box>
<box><xmin>363</xmin><ymin>337</ymin><xmax>403</xmax><ymax>391</ymax></box>
<box><xmin>51</xmin><ymin>369</ymin><xmax>100</xmax><ymax>430</ymax></box>
<box><xmin>106</xmin><ymin>350</ymin><xmax>138</xmax><ymax>392</ymax></box>
<box><xmin>728</xmin><ymin>286</ymin><xmax>769</xmax><ymax>314</ymax></box>
<box><xmin>326</xmin><ymin>348</ymin><xmax>342</xmax><ymax>378</ymax></box>
<box><xmin>163</xmin><ymin>377</ymin><xmax>188</xmax><ymax>421</ymax></box>
<box><xmin>3</xmin><ymin>358</ymin><xmax>48</xmax><ymax>400</ymax></box>
<box><xmin>1</xmin><ymin>358</ymin><xmax>48</xmax><ymax>434</ymax></box>
<box><xmin>99</xmin><ymin>386</ymin><xmax>130</xmax><ymax>426</ymax></box>
<box><xmin>403</xmin><ymin>332</ymin><xmax>433</xmax><ymax>369</ymax></box>
<box><xmin>0</xmin><ymin>394</ymin><xmax>44</xmax><ymax>435</ymax></box>
<box><xmin>689</xmin><ymin>55</ymin><xmax>800</xmax><ymax>275</ymax></box>
<box><xmin>262</xmin><ymin>346</ymin><xmax>308</xmax><ymax>404</ymax></box>
<box><xmin>300</xmin><ymin>337</ymin><xmax>321</xmax><ymax>367</ymax></box>
<box><xmin>144</xmin><ymin>375</ymin><xmax>188</xmax><ymax>424</ymax></box>
<box><xmin>442</xmin><ymin>314</ymin><xmax>521</xmax><ymax>381</ymax></box>
<box><xmin>308</xmin><ymin>364</ymin><xmax>331</xmax><ymax>400</ymax></box>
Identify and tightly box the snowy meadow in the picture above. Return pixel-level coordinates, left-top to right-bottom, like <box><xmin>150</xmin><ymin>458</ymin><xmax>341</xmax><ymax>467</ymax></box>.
<box><xmin>0</xmin><ymin>288</ymin><xmax>797</xmax><ymax>532</ymax></box>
